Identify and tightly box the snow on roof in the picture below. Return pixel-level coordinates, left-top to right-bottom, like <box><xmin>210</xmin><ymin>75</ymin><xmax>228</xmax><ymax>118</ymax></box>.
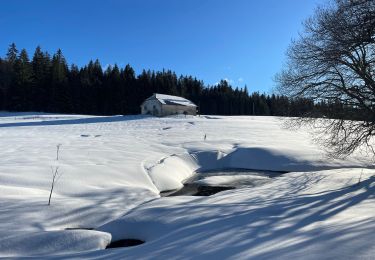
<box><xmin>148</xmin><ymin>93</ymin><xmax>197</xmax><ymax>107</ymax></box>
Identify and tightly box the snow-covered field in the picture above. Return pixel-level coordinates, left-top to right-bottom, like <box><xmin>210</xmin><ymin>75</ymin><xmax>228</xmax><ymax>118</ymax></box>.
<box><xmin>0</xmin><ymin>113</ymin><xmax>373</xmax><ymax>259</ymax></box>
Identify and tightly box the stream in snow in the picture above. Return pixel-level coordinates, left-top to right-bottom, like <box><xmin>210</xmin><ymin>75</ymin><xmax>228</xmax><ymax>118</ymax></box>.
<box><xmin>63</xmin><ymin>169</ymin><xmax>286</xmax><ymax>249</ymax></box>
<box><xmin>102</xmin><ymin>169</ymin><xmax>287</xmax><ymax>248</ymax></box>
<box><xmin>161</xmin><ymin>169</ymin><xmax>286</xmax><ymax>197</ymax></box>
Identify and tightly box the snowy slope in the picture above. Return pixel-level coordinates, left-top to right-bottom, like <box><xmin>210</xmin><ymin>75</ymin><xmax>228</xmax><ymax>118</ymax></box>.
<box><xmin>0</xmin><ymin>113</ymin><xmax>373</xmax><ymax>258</ymax></box>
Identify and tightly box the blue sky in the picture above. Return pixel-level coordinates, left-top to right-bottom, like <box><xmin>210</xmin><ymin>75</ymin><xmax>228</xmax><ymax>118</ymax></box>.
<box><xmin>0</xmin><ymin>0</ymin><xmax>325</xmax><ymax>93</ymax></box>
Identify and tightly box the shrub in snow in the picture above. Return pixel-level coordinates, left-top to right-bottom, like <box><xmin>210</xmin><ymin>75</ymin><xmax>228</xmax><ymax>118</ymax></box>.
<box><xmin>48</xmin><ymin>144</ymin><xmax>63</xmax><ymax>206</ymax></box>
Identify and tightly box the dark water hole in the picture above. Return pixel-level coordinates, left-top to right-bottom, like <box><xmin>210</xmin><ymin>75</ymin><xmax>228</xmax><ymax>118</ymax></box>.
<box><xmin>106</xmin><ymin>239</ymin><xmax>145</xmax><ymax>248</ymax></box>
<box><xmin>161</xmin><ymin>168</ymin><xmax>286</xmax><ymax>197</ymax></box>
<box><xmin>64</xmin><ymin>227</ymin><xmax>94</xmax><ymax>230</ymax></box>
<box><xmin>63</xmin><ymin>229</ymin><xmax>145</xmax><ymax>249</ymax></box>
<box><xmin>162</xmin><ymin>184</ymin><xmax>235</xmax><ymax>197</ymax></box>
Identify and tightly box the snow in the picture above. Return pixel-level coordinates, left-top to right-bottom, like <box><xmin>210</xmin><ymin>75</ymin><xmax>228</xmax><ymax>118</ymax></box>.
<box><xmin>194</xmin><ymin>174</ymin><xmax>271</xmax><ymax>187</ymax></box>
<box><xmin>0</xmin><ymin>230</ymin><xmax>111</xmax><ymax>257</ymax></box>
<box><xmin>147</xmin><ymin>153</ymin><xmax>199</xmax><ymax>191</ymax></box>
<box><xmin>96</xmin><ymin>169</ymin><xmax>375</xmax><ymax>260</ymax></box>
<box><xmin>150</xmin><ymin>93</ymin><xmax>197</xmax><ymax>107</ymax></box>
<box><xmin>0</xmin><ymin>113</ymin><xmax>374</xmax><ymax>259</ymax></box>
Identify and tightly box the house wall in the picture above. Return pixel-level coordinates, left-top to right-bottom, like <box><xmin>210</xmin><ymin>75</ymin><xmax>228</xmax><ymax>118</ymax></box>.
<box><xmin>141</xmin><ymin>99</ymin><xmax>162</xmax><ymax>116</ymax></box>
<box><xmin>161</xmin><ymin>105</ymin><xmax>197</xmax><ymax>116</ymax></box>
<box><xmin>141</xmin><ymin>98</ymin><xmax>197</xmax><ymax>117</ymax></box>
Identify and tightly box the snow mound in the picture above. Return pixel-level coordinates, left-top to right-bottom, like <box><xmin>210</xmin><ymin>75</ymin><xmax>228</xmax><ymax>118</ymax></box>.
<box><xmin>147</xmin><ymin>154</ymin><xmax>199</xmax><ymax>191</ymax></box>
<box><xmin>0</xmin><ymin>230</ymin><xmax>111</xmax><ymax>257</ymax></box>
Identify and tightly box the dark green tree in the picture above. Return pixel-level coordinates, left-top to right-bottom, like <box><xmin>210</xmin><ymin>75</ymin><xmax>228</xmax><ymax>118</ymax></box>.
<box><xmin>31</xmin><ymin>46</ymin><xmax>51</xmax><ymax>111</ymax></box>
<box><xmin>50</xmin><ymin>49</ymin><xmax>71</xmax><ymax>112</ymax></box>
<box><xmin>9</xmin><ymin>49</ymin><xmax>34</xmax><ymax>110</ymax></box>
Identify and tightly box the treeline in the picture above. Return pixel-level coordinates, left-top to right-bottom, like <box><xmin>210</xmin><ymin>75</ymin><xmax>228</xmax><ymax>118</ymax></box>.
<box><xmin>0</xmin><ymin>43</ymin><xmax>331</xmax><ymax>116</ymax></box>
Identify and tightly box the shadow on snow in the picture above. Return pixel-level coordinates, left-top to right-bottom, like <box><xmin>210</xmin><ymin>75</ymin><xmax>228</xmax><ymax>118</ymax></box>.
<box><xmin>0</xmin><ymin>115</ymin><xmax>150</xmax><ymax>128</ymax></box>
<box><xmin>92</xmin><ymin>175</ymin><xmax>375</xmax><ymax>259</ymax></box>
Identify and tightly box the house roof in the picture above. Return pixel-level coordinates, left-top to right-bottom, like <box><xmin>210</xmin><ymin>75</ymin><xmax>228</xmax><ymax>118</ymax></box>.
<box><xmin>147</xmin><ymin>93</ymin><xmax>197</xmax><ymax>107</ymax></box>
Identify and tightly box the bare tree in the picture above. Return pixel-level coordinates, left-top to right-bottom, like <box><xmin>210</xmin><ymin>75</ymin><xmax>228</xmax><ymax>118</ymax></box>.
<box><xmin>48</xmin><ymin>144</ymin><xmax>63</xmax><ymax>205</ymax></box>
<box><xmin>48</xmin><ymin>166</ymin><xmax>60</xmax><ymax>206</ymax></box>
<box><xmin>56</xmin><ymin>143</ymin><xmax>62</xmax><ymax>160</ymax></box>
<box><xmin>276</xmin><ymin>0</ymin><xmax>375</xmax><ymax>158</ymax></box>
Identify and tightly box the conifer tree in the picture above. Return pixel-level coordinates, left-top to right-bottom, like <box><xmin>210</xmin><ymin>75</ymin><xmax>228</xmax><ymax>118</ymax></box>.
<box><xmin>6</xmin><ymin>43</ymin><xmax>18</xmax><ymax>65</ymax></box>
<box><xmin>9</xmin><ymin>49</ymin><xmax>34</xmax><ymax>110</ymax></box>
<box><xmin>0</xmin><ymin>43</ymin><xmax>342</xmax><ymax>118</ymax></box>
<box><xmin>32</xmin><ymin>46</ymin><xmax>51</xmax><ymax>111</ymax></box>
<box><xmin>50</xmin><ymin>49</ymin><xmax>70</xmax><ymax>112</ymax></box>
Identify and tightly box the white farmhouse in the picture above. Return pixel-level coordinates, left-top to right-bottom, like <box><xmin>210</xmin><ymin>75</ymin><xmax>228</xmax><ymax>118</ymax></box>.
<box><xmin>141</xmin><ymin>93</ymin><xmax>197</xmax><ymax>117</ymax></box>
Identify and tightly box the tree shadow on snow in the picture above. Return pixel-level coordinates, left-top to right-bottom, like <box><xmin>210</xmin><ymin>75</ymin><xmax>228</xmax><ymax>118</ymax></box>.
<box><xmin>90</xmin><ymin>175</ymin><xmax>375</xmax><ymax>259</ymax></box>
<box><xmin>194</xmin><ymin>147</ymin><xmax>374</xmax><ymax>172</ymax></box>
<box><xmin>0</xmin><ymin>115</ymin><xmax>150</xmax><ymax>128</ymax></box>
